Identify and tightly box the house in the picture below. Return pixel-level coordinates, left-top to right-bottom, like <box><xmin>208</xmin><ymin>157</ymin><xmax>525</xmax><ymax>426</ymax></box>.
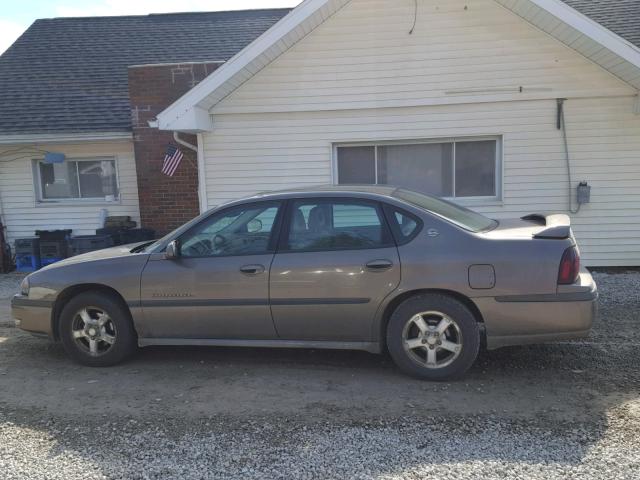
<box><xmin>0</xmin><ymin>9</ymin><xmax>289</xmax><ymax>248</ymax></box>
<box><xmin>1</xmin><ymin>1</ymin><xmax>640</xmax><ymax>268</ymax></box>
<box><xmin>155</xmin><ymin>0</ymin><xmax>640</xmax><ymax>267</ymax></box>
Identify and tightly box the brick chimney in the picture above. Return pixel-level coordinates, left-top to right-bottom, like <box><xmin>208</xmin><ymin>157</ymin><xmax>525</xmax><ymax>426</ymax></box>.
<box><xmin>128</xmin><ymin>62</ymin><xmax>221</xmax><ymax>235</ymax></box>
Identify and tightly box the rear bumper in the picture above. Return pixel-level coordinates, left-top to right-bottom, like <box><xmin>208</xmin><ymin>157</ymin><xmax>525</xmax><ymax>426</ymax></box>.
<box><xmin>11</xmin><ymin>295</ymin><xmax>54</xmax><ymax>338</ymax></box>
<box><xmin>477</xmin><ymin>269</ymin><xmax>598</xmax><ymax>350</ymax></box>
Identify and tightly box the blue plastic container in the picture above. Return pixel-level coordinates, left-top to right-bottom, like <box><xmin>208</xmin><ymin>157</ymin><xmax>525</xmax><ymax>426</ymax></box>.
<box><xmin>16</xmin><ymin>254</ymin><xmax>41</xmax><ymax>272</ymax></box>
<box><xmin>40</xmin><ymin>257</ymin><xmax>63</xmax><ymax>267</ymax></box>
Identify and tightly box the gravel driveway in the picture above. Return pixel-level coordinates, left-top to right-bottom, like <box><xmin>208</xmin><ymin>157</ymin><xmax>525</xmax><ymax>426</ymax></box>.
<box><xmin>0</xmin><ymin>272</ymin><xmax>639</xmax><ymax>479</ymax></box>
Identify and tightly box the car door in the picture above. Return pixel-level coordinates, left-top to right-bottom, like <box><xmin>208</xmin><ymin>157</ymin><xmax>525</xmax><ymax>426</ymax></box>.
<box><xmin>140</xmin><ymin>201</ymin><xmax>283</xmax><ymax>339</ymax></box>
<box><xmin>270</xmin><ymin>197</ymin><xmax>401</xmax><ymax>341</ymax></box>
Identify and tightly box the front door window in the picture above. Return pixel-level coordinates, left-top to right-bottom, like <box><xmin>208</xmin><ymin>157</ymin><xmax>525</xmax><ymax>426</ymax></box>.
<box><xmin>180</xmin><ymin>203</ymin><xmax>280</xmax><ymax>258</ymax></box>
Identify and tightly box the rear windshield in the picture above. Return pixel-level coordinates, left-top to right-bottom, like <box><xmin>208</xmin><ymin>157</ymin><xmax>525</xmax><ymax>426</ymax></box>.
<box><xmin>393</xmin><ymin>189</ymin><xmax>498</xmax><ymax>233</ymax></box>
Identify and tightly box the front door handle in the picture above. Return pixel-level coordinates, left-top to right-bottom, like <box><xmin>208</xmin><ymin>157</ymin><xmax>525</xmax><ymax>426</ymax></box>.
<box><xmin>240</xmin><ymin>264</ymin><xmax>265</xmax><ymax>275</ymax></box>
<box><xmin>366</xmin><ymin>259</ymin><xmax>394</xmax><ymax>271</ymax></box>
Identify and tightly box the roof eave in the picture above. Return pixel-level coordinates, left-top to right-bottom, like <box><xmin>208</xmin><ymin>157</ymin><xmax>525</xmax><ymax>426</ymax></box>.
<box><xmin>0</xmin><ymin>131</ymin><xmax>133</xmax><ymax>145</ymax></box>
<box><xmin>495</xmin><ymin>0</ymin><xmax>640</xmax><ymax>89</ymax></box>
<box><xmin>156</xmin><ymin>0</ymin><xmax>350</xmax><ymax>132</ymax></box>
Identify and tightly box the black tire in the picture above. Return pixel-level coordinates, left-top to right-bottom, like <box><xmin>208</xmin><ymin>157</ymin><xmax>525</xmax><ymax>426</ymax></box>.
<box><xmin>59</xmin><ymin>291</ymin><xmax>137</xmax><ymax>367</ymax></box>
<box><xmin>386</xmin><ymin>293</ymin><xmax>480</xmax><ymax>381</ymax></box>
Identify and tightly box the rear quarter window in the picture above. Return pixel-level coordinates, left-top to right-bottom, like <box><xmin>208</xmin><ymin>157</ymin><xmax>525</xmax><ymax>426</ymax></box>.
<box><xmin>383</xmin><ymin>205</ymin><xmax>422</xmax><ymax>245</ymax></box>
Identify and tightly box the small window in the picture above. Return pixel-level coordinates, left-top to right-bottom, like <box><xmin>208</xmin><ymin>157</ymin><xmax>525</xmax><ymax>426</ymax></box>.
<box><xmin>287</xmin><ymin>199</ymin><xmax>391</xmax><ymax>252</ymax></box>
<box><xmin>180</xmin><ymin>202</ymin><xmax>281</xmax><ymax>258</ymax></box>
<box><xmin>454</xmin><ymin>140</ymin><xmax>496</xmax><ymax>197</ymax></box>
<box><xmin>336</xmin><ymin>137</ymin><xmax>500</xmax><ymax>200</ymax></box>
<box><xmin>35</xmin><ymin>158</ymin><xmax>119</xmax><ymax>201</ymax></box>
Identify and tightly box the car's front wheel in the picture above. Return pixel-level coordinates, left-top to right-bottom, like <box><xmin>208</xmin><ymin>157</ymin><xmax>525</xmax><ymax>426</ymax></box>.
<box><xmin>386</xmin><ymin>293</ymin><xmax>480</xmax><ymax>381</ymax></box>
<box><xmin>59</xmin><ymin>291</ymin><xmax>137</xmax><ymax>367</ymax></box>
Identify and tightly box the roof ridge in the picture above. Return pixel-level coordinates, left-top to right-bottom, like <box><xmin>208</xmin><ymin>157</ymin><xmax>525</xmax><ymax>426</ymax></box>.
<box><xmin>34</xmin><ymin>8</ymin><xmax>293</xmax><ymax>22</ymax></box>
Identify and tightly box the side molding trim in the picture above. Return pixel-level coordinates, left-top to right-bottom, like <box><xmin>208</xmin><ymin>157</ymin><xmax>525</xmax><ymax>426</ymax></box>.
<box><xmin>137</xmin><ymin>298</ymin><xmax>371</xmax><ymax>308</ymax></box>
<box><xmin>495</xmin><ymin>290</ymin><xmax>598</xmax><ymax>303</ymax></box>
<box><xmin>138</xmin><ymin>337</ymin><xmax>381</xmax><ymax>353</ymax></box>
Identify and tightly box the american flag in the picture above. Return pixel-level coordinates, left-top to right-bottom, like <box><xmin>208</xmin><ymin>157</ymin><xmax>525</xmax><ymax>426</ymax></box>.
<box><xmin>161</xmin><ymin>144</ymin><xmax>184</xmax><ymax>177</ymax></box>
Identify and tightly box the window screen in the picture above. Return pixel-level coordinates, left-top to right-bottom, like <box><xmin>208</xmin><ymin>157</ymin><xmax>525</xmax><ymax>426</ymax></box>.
<box><xmin>337</xmin><ymin>146</ymin><xmax>375</xmax><ymax>184</ymax></box>
<box><xmin>455</xmin><ymin>141</ymin><xmax>497</xmax><ymax>197</ymax></box>
<box><xmin>378</xmin><ymin>143</ymin><xmax>453</xmax><ymax>197</ymax></box>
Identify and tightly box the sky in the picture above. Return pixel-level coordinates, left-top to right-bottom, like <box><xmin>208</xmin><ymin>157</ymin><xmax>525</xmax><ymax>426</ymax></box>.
<box><xmin>0</xmin><ymin>0</ymin><xmax>301</xmax><ymax>54</ymax></box>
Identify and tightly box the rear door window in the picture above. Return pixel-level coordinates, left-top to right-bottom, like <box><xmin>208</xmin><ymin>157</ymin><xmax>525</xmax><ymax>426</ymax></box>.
<box><xmin>285</xmin><ymin>199</ymin><xmax>393</xmax><ymax>252</ymax></box>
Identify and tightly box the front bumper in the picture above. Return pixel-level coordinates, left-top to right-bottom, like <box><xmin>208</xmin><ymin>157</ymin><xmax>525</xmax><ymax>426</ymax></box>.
<box><xmin>477</xmin><ymin>269</ymin><xmax>598</xmax><ymax>350</ymax></box>
<box><xmin>11</xmin><ymin>295</ymin><xmax>54</xmax><ymax>338</ymax></box>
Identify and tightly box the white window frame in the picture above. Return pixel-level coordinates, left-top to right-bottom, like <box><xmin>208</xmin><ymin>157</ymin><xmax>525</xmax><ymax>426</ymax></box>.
<box><xmin>33</xmin><ymin>156</ymin><xmax>121</xmax><ymax>204</ymax></box>
<box><xmin>332</xmin><ymin>136</ymin><xmax>503</xmax><ymax>205</ymax></box>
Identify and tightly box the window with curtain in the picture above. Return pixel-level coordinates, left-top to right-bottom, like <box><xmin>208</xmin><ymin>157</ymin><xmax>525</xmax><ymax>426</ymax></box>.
<box><xmin>35</xmin><ymin>158</ymin><xmax>119</xmax><ymax>201</ymax></box>
<box><xmin>336</xmin><ymin>138</ymin><xmax>500</xmax><ymax>200</ymax></box>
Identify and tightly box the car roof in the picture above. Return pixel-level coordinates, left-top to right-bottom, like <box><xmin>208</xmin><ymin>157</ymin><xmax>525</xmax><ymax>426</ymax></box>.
<box><xmin>246</xmin><ymin>185</ymin><xmax>400</xmax><ymax>202</ymax></box>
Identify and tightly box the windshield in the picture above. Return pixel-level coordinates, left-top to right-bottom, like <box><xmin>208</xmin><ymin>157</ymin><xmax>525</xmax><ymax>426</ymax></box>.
<box><xmin>141</xmin><ymin>210</ymin><xmax>212</xmax><ymax>253</ymax></box>
<box><xmin>393</xmin><ymin>189</ymin><xmax>497</xmax><ymax>233</ymax></box>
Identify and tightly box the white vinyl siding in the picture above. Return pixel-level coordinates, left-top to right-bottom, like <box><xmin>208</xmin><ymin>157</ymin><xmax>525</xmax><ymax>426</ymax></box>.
<box><xmin>0</xmin><ymin>140</ymin><xmax>140</xmax><ymax>245</ymax></box>
<box><xmin>200</xmin><ymin>0</ymin><xmax>640</xmax><ymax>266</ymax></box>
<box><xmin>212</xmin><ymin>0</ymin><xmax>634</xmax><ymax>115</ymax></box>
<box><xmin>203</xmin><ymin>97</ymin><xmax>640</xmax><ymax>267</ymax></box>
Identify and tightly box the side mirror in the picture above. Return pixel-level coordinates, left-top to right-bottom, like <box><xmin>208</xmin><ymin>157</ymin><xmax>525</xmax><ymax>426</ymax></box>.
<box><xmin>247</xmin><ymin>219</ymin><xmax>263</xmax><ymax>233</ymax></box>
<box><xmin>165</xmin><ymin>240</ymin><xmax>181</xmax><ymax>260</ymax></box>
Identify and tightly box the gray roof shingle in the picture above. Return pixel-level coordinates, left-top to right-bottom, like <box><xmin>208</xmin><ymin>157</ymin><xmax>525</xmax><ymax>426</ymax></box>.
<box><xmin>0</xmin><ymin>9</ymin><xmax>290</xmax><ymax>136</ymax></box>
<box><xmin>0</xmin><ymin>3</ymin><xmax>638</xmax><ymax>136</ymax></box>
<box><xmin>563</xmin><ymin>0</ymin><xmax>640</xmax><ymax>49</ymax></box>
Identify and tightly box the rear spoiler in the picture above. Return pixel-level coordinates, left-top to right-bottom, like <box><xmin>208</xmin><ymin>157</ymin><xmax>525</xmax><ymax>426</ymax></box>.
<box><xmin>521</xmin><ymin>214</ymin><xmax>572</xmax><ymax>239</ymax></box>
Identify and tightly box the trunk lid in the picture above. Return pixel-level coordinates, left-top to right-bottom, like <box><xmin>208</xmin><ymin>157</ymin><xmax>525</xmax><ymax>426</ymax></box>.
<box><xmin>482</xmin><ymin>214</ymin><xmax>572</xmax><ymax>240</ymax></box>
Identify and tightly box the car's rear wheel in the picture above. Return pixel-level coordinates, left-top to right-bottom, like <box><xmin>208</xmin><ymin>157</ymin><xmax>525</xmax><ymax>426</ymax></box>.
<box><xmin>386</xmin><ymin>294</ymin><xmax>480</xmax><ymax>381</ymax></box>
<box><xmin>59</xmin><ymin>291</ymin><xmax>137</xmax><ymax>367</ymax></box>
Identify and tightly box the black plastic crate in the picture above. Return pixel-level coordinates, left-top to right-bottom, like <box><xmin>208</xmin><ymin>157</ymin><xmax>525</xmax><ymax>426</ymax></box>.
<box><xmin>95</xmin><ymin>227</ymin><xmax>125</xmax><ymax>245</ymax></box>
<box><xmin>70</xmin><ymin>235</ymin><xmax>115</xmax><ymax>256</ymax></box>
<box><xmin>104</xmin><ymin>216</ymin><xmax>137</xmax><ymax>229</ymax></box>
<box><xmin>120</xmin><ymin>228</ymin><xmax>156</xmax><ymax>244</ymax></box>
<box><xmin>40</xmin><ymin>240</ymin><xmax>69</xmax><ymax>260</ymax></box>
<box><xmin>36</xmin><ymin>229</ymin><xmax>72</xmax><ymax>241</ymax></box>
<box><xmin>15</xmin><ymin>237</ymin><xmax>40</xmax><ymax>255</ymax></box>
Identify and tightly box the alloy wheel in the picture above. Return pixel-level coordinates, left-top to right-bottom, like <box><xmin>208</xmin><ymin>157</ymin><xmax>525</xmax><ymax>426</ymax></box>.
<box><xmin>402</xmin><ymin>311</ymin><xmax>463</xmax><ymax>369</ymax></box>
<box><xmin>71</xmin><ymin>307</ymin><xmax>117</xmax><ymax>357</ymax></box>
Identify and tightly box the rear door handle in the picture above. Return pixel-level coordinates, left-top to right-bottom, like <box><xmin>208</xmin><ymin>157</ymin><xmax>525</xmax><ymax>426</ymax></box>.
<box><xmin>240</xmin><ymin>264</ymin><xmax>265</xmax><ymax>275</ymax></box>
<box><xmin>366</xmin><ymin>259</ymin><xmax>394</xmax><ymax>271</ymax></box>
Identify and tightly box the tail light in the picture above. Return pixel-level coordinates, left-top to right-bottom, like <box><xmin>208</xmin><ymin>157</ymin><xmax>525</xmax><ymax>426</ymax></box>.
<box><xmin>558</xmin><ymin>246</ymin><xmax>580</xmax><ymax>285</ymax></box>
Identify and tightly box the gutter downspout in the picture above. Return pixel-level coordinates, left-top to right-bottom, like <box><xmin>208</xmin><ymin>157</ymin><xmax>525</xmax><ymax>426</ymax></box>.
<box><xmin>0</xmin><ymin>190</ymin><xmax>5</xmax><ymax>234</ymax></box>
<box><xmin>172</xmin><ymin>132</ymin><xmax>208</xmax><ymax>214</ymax></box>
<box><xmin>557</xmin><ymin>99</ymin><xmax>580</xmax><ymax>215</ymax></box>
<box><xmin>172</xmin><ymin>131</ymin><xmax>197</xmax><ymax>152</ymax></box>
<box><xmin>196</xmin><ymin>133</ymin><xmax>208</xmax><ymax>213</ymax></box>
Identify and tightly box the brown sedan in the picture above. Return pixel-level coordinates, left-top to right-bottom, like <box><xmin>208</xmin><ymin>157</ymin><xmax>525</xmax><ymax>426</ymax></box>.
<box><xmin>12</xmin><ymin>186</ymin><xmax>597</xmax><ymax>380</ymax></box>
